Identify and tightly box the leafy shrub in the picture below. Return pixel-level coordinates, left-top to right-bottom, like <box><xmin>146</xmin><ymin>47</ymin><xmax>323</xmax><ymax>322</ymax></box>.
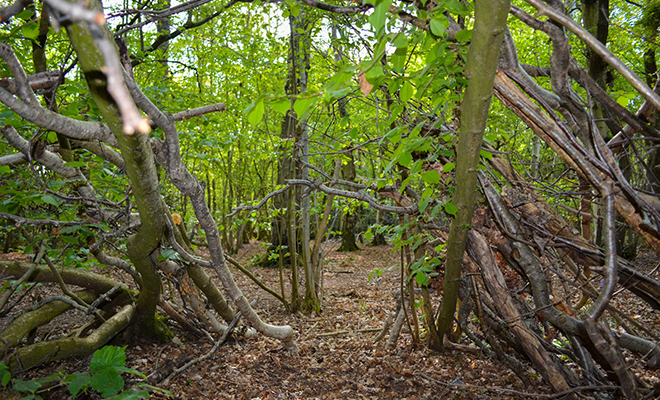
<box><xmin>0</xmin><ymin>345</ymin><xmax>170</xmax><ymax>399</ymax></box>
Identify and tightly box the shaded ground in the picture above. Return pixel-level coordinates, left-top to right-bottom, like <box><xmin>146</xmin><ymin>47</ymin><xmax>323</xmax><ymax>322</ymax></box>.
<box><xmin>135</xmin><ymin>242</ymin><xmax>540</xmax><ymax>400</ymax></box>
<box><xmin>3</xmin><ymin>241</ymin><xmax>659</xmax><ymax>399</ymax></box>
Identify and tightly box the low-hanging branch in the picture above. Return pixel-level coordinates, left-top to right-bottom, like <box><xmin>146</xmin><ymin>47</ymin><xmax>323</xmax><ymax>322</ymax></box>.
<box><xmin>286</xmin><ymin>179</ymin><xmax>418</xmax><ymax>214</ymax></box>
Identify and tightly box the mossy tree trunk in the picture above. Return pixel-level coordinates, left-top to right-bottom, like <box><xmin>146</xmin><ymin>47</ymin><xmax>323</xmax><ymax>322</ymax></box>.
<box><xmin>66</xmin><ymin>0</ymin><xmax>165</xmax><ymax>337</ymax></box>
<box><xmin>435</xmin><ymin>0</ymin><xmax>511</xmax><ymax>348</ymax></box>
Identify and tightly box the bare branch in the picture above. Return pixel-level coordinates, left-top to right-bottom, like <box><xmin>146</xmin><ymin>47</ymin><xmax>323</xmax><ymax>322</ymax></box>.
<box><xmin>287</xmin><ymin>179</ymin><xmax>418</xmax><ymax>214</ymax></box>
<box><xmin>298</xmin><ymin>0</ymin><xmax>370</xmax><ymax>14</ymax></box>
<box><xmin>524</xmin><ymin>0</ymin><xmax>660</xmax><ymax>112</ymax></box>
<box><xmin>0</xmin><ymin>0</ymin><xmax>31</xmax><ymax>23</ymax></box>
<box><xmin>171</xmin><ymin>102</ymin><xmax>226</xmax><ymax>121</ymax></box>
<box><xmin>0</xmin><ymin>87</ymin><xmax>118</xmax><ymax>146</ymax></box>
<box><xmin>44</xmin><ymin>0</ymin><xmax>106</xmax><ymax>24</ymax></box>
<box><xmin>0</xmin><ymin>212</ymin><xmax>86</xmax><ymax>227</ymax></box>
<box><xmin>0</xmin><ymin>71</ymin><xmax>62</xmax><ymax>95</ymax></box>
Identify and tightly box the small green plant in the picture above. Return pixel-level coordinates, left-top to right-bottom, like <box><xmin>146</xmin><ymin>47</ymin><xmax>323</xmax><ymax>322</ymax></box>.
<box><xmin>0</xmin><ymin>345</ymin><xmax>170</xmax><ymax>399</ymax></box>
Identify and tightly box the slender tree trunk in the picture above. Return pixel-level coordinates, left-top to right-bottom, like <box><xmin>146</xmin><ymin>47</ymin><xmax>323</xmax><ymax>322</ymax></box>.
<box><xmin>435</xmin><ymin>0</ymin><xmax>511</xmax><ymax>348</ymax></box>
<box><xmin>66</xmin><ymin>5</ymin><xmax>165</xmax><ymax>337</ymax></box>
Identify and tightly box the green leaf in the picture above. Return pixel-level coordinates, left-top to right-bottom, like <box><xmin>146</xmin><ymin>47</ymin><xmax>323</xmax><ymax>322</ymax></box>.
<box><xmin>0</xmin><ymin>363</ymin><xmax>10</xmax><ymax>387</ymax></box>
<box><xmin>245</xmin><ymin>99</ymin><xmax>264</xmax><ymax>126</ymax></box>
<box><xmin>429</xmin><ymin>17</ymin><xmax>447</xmax><ymax>36</ymax></box>
<box><xmin>68</xmin><ymin>372</ymin><xmax>91</xmax><ymax>398</ymax></box>
<box><xmin>480</xmin><ymin>148</ymin><xmax>492</xmax><ymax>160</ymax></box>
<box><xmin>415</xmin><ymin>270</ymin><xmax>426</xmax><ymax>285</ymax></box>
<box><xmin>270</xmin><ymin>97</ymin><xmax>291</xmax><ymax>114</ymax></box>
<box><xmin>90</xmin><ymin>346</ymin><xmax>127</xmax><ymax>373</ymax></box>
<box><xmin>16</xmin><ymin>9</ymin><xmax>34</xmax><ymax>20</ymax></box>
<box><xmin>444</xmin><ymin>0</ymin><xmax>469</xmax><ymax>15</ymax></box>
<box><xmin>11</xmin><ymin>379</ymin><xmax>41</xmax><ymax>393</ymax></box>
<box><xmin>421</xmin><ymin>170</ymin><xmax>441</xmax><ymax>184</ymax></box>
<box><xmin>159</xmin><ymin>248</ymin><xmax>177</xmax><ymax>261</ymax></box>
<box><xmin>0</xmin><ymin>165</ymin><xmax>10</xmax><ymax>175</ymax></box>
<box><xmin>368</xmin><ymin>0</ymin><xmax>393</xmax><ymax>32</ymax></box>
<box><xmin>364</xmin><ymin>62</ymin><xmax>384</xmax><ymax>84</ymax></box>
<box><xmin>400</xmin><ymin>81</ymin><xmax>414</xmax><ymax>102</ymax></box>
<box><xmin>391</xmin><ymin>51</ymin><xmax>406</xmax><ymax>73</ymax></box>
<box><xmin>61</xmin><ymin>236</ymin><xmax>80</xmax><ymax>245</ymax></box>
<box><xmin>293</xmin><ymin>96</ymin><xmax>318</xmax><ymax>117</ymax></box>
<box><xmin>391</xmin><ymin>34</ymin><xmax>408</xmax><ymax>49</ymax></box>
<box><xmin>41</xmin><ymin>194</ymin><xmax>64</xmax><ymax>207</ymax></box>
<box><xmin>21</xmin><ymin>22</ymin><xmax>39</xmax><ymax>41</ymax></box>
<box><xmin>445</xmin><ymin>201</ymin><xmax>458</xmax><ymax>216</ymax></box>
<box><xmin>90</xmin><ymin>369</ymin><xmax>123</xmax><ymax>398</ymax></box>
<box><xmin>443</xmin><ymin>162</ymin><xmax>455</xmax><ymax>172</ymax></box>
<box><xmin>398</xmin><ymin>151</ymin><xmax>412</xmax><ymax>167</ymax></box>
<box><xmin>419</xmin><ymin>197</ymin><xmax>432</xmax><ymax>213</ymax></box>
<box><xmin>455</xmin><ymin>29</ymin><xmax>472</xmax><ymax>43</ymax></box>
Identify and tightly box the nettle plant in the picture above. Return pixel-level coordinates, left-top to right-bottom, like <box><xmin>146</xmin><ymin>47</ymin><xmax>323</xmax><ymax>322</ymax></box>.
<box><xmin>0</xmin><ymin>346</ymin><xmax>170</xmax><ymax>399</ymax></box>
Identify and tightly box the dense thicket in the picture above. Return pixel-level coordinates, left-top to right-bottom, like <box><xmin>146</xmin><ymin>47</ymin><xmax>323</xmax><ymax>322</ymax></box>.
<box><xmin>0</xmin><ymin>0</ymin><xmax>659</xmax><ymax>397</ymax></box>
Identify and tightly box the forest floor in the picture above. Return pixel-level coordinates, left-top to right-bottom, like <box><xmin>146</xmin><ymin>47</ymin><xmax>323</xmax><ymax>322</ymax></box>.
<box><xmin>136</xmin><ymin>241</ymin><xmax>545</xmax><ymax>400</ymax></box>
<box><xmin>4</xmin><ymin>241</ymin><xmax>660</xmax><ymax>399</ymax></box>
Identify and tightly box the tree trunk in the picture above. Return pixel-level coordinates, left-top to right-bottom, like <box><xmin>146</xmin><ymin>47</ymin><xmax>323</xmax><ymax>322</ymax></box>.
<box><xmin>66</xmin><ymin>4</ymin><xmax>165</xmax><ymax>337</ymax></box>
<box><xmin>435</xmin><ymin>0</ymin><xmax>511</xmax><ymax>347</ymax></box>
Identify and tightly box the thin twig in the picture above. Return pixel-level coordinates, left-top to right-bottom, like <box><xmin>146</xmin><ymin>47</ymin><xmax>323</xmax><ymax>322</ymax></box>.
<box><xmin>416</xmin><ymin>372</ymin><xmax>623</xmax><ymax>399</ymax></box>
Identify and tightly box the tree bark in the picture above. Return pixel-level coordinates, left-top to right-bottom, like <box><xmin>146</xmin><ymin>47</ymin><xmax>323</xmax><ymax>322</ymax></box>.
<box><xmin>435</xmin><ymin>0</ymin><xmax>511</xmax><ymax>346</ymax></box>
<box><xmin>66</xmin><ymin>1</ymin><xmax>165</xmax><ymax>337</ymax></box>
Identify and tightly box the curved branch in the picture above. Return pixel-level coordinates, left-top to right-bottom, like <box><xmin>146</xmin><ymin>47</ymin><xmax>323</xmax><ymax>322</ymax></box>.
<box><xmin>524</xmin><ymin>0</ymin><xmax>660</xmax><ymax>112</ymax></box>
<box><xmin>0</xmin><ymin>89</ymin><xmax>118</xmax><ymax>146</ymax></box>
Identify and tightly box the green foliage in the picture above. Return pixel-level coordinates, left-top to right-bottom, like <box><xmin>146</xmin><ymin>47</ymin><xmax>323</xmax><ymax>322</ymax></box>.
<box><xmin>0</xmin><ymin>346</ymin><xmax>170</xmax><ymax>400</ymax></box>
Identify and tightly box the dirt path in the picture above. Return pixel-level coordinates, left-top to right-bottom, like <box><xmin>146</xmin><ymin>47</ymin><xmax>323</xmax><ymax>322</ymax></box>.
<box><xmin>135</xmin><ymin>242</ymin><xmax>538</xmax><ymax>400</ymax></box>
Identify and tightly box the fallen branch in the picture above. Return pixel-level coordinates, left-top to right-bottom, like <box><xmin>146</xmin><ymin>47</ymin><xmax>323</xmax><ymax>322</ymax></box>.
<box><xmin>161</xmin><ymin>298</ymin><xmax>255</xmax><ymax>385</ymax></box>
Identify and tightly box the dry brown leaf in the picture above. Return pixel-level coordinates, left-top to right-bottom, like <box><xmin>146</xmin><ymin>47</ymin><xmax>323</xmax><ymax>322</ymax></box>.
<box><xmin>359</xmin><ymin>73</ymin><xmax>373</xmax><ymax>97</ymax></box>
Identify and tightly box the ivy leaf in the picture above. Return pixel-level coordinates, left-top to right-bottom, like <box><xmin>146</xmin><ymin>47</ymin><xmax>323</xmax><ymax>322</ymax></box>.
<box><xmin>421</xmin><ymin>170</ymin><xmax>441</xmax><ymax>184</ymax></box>
<box><xmin>443</xmin><ymin>162</ymin><xmax>455</xmax><ymax>172</ymax></box>
<box><xmin>445</xmin><ymin>201</ymin><xmax>458</xmax><ymax>216</ymax></box>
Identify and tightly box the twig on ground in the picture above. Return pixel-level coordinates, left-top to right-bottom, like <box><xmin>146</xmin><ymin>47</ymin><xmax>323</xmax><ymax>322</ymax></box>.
<box><xmin>416</xmin><ymin>372</ymin><xmax>624</xmax><ymax>399</ymax></box>
<box><xmin>161</xmin><ymin>298</ymin><xmax>257</xmax><ymax>385</ymax></box>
